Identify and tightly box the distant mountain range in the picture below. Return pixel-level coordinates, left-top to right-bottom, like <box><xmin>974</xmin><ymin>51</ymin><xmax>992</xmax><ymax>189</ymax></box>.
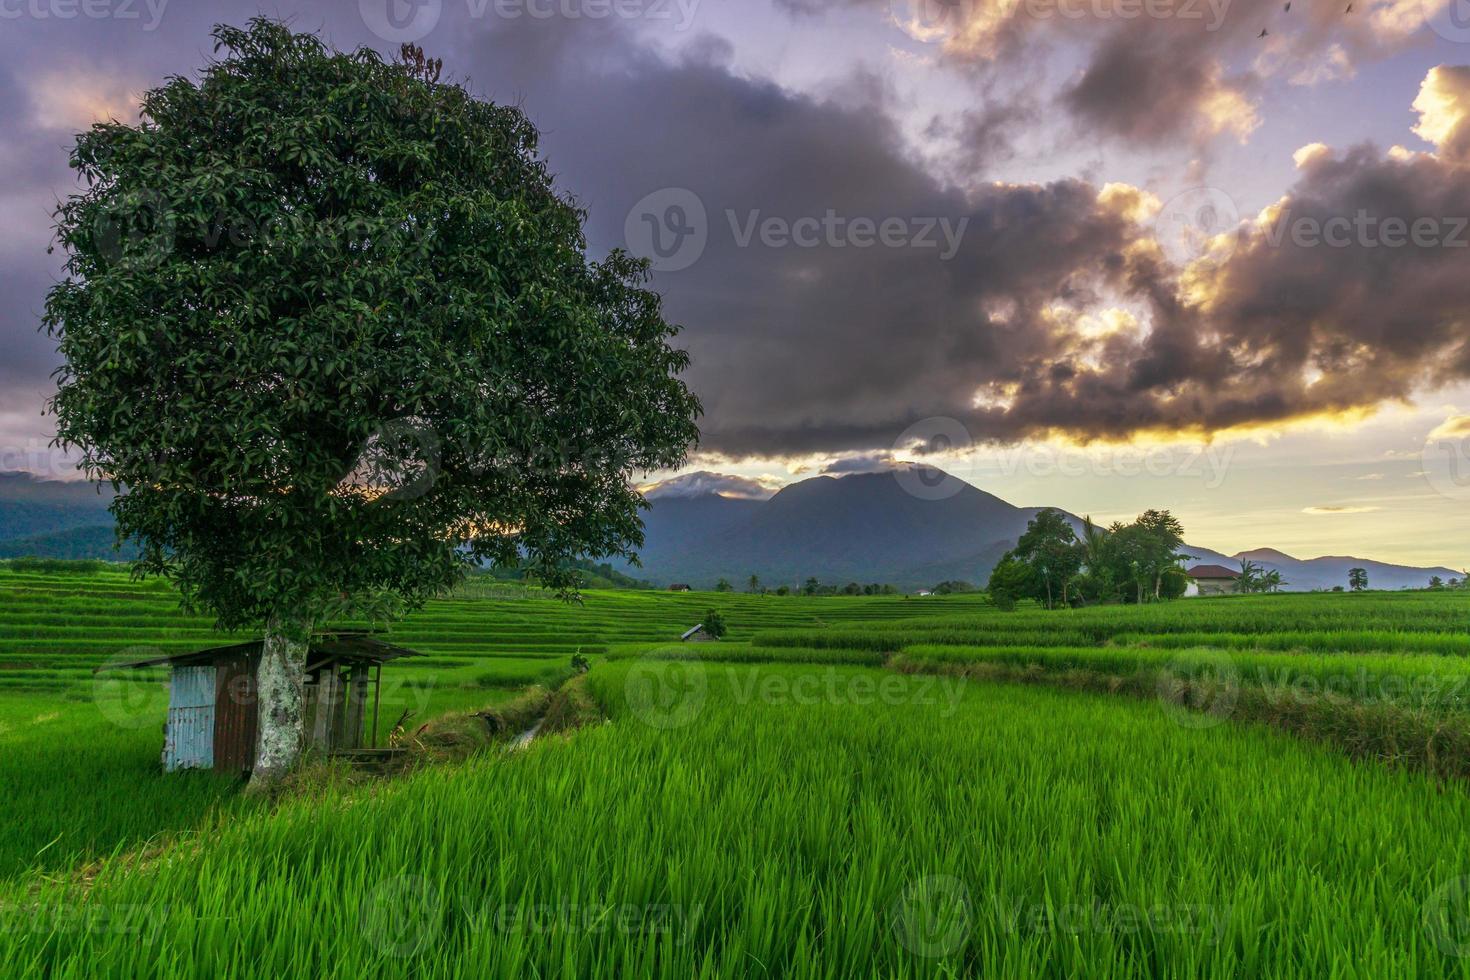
<box><xmin>0</xmin><ymin>469</ymin><xmax>1458</xmax><ymax>591</ymax></box>
<box><xmin>0</xmin><ymin>473</ymin><xmax>132</xmax><ymax>560</ymax></box>
<box><xmin>1178</xmin><ymin>546</ymin><xmax>1459</xmax><ymax>594</ymax></box>
<box><xmin>623</xmin><ymin>468</ymin><xmax>1461</xmax><ymax>591</ymax></box>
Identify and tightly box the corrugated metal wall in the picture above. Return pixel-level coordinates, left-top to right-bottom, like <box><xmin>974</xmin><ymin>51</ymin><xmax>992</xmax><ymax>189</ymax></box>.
<box><xmin>213</xmin><ymin>653</ymin><xmax>259</xmax><ymax>773</ymax></box>
<box><xmin>164</xmin><ymin>666</ymin><xmax>216</xmax><ymax>772</ymax></box>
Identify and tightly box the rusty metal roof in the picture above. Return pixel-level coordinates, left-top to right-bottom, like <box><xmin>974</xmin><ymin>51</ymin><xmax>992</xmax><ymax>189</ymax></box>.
<box><xmin>1187</xmin><ymin>564</ymin><xmax>1241</xmax><ymax>579</ymax></box>
<box><xmin>94</xmin><ymin>631</ymin><xmax>422</xmax><ymax>673</ymax></box>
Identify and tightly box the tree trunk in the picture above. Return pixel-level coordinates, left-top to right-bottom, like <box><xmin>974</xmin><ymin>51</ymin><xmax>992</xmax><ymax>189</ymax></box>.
<box><xmin>247</xmin><ymin>613</ymin><xmax>311</xmax><ymax>794</ymax></box>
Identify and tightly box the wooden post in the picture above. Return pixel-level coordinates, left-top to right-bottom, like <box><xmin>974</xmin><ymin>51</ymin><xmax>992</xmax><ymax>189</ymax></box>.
<box><xmin>371</xmin><ymin>663</ymin><xmax>383</xmax><ymax>748</ymax></box>
<box><xmin>343</xmin><ymin>665</ymin><xmax>369</xmax><ymax>750</ymax></box>
<box><xmin>311</xmin><ymin>667</ymin><xmax>340</xmax><ymax>752</ymax></box>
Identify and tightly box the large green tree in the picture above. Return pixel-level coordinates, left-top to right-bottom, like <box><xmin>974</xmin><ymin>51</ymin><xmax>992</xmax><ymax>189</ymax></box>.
<box><xmin>1132</xmin><ymin>509</ymin><xmax>1191</xmax><ymax>601</ymax></box>
<box><xmin>1009</xmin><ymin>508</ymin><xmax>1083</xmax><ymax>609</ymax></box>
<box><xmin>45</xmin><ymin>21</ymin><xmax>700</xmax><ymax>790</ymax></box>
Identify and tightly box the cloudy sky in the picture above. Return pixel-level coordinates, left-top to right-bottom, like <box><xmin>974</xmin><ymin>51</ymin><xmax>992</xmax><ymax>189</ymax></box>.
<box><xmin>3</xmin><ymin>0</ymin><xmax>1470</xmax><ymax>565</ymax></box>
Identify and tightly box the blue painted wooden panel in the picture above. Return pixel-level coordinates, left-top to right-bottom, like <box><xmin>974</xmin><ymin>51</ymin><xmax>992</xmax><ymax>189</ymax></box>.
<box><xmin>164</xmin><ymin>665</ymin><xmax>216</xmax><ymax>772</ymax></box>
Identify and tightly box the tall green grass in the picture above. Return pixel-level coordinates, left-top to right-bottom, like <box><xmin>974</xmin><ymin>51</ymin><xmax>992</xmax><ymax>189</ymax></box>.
<box><xmin>7</xmin><ymin>665</ymin><xmax>1470</xmax><ymax>977</ymax></box>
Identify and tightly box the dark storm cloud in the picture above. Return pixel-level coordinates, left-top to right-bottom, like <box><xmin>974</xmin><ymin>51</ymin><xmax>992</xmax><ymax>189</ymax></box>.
<box><xmin>378</xmin><ymin>21</ymin><xmax>1470</xmax><ymax>452</ymax></box>
<box><xmin>794</xmin><ymin>0</ymin><xmax>1430</xmax><ymax>149</ymax></box>
<box><xmin>970</xmin><ymin>129</ymin><xmax>1470</xmax><ymax>444</ymax></box>
<box><xmin>1059</xmin><ymin>32</ymin><xmax>1255</xmax><ymax>145</ymax></box>
<box><xmin>2</xmin><ymin>6</ymin><xmax>1468</xmax><ymax>465</ymax></box>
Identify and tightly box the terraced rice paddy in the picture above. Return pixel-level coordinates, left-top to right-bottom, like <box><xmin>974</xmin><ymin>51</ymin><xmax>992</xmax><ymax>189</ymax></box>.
<box><xmin>3</xmin><ymin>565</ymin><xmax>1470</xmax><ymax>977</ymax></box>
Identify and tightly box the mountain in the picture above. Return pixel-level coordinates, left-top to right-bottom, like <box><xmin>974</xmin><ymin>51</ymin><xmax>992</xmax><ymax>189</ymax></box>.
<box><xmin>0</xmin><ymin>524</ymin><xmax>136</xmax><ymax>561</ymax></box>
<box><xmin>623</xmin><ymin>469</ymin><xmax>1460</xmax><ymax>591</ymax></box>
<box><xmin>1</xmin><ymin>467</ymin><xmax>1457</xmax><ymax>591</ymax></box>
<box><xmin>1185</xmin><ymin>545</ymin><xmax>1460</xmax><ymax>592</ymax></box>
<box><xmin>0</xmin><ymin>473</ymin><xmax>116</xmax><ymax>544</ymax></box>
<box><xmin>617</xmin><ymin>468</ymin><xmax>1050</xmax><ymax>589</ymax></box>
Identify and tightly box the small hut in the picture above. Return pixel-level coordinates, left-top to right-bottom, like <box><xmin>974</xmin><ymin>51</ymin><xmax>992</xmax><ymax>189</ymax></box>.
<box><xmin>681</xmin><ymin>624</ymin><xmax>717</xmax><ymax>643</ymax></box>
<box><xmin>1186</xmin><ymin>564</ymin><xmax>1241</xmax><ymax>597</ymax></box>
<box><xmin>97</xmin><ymin>632</ymin><xmax>420</xmax><ymax>773</ymax></box>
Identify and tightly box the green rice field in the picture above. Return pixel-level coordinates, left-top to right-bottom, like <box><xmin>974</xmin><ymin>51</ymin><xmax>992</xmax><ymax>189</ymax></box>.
<box><xmin>4</xmin><ymin>565</ymin><xmax>1470</xmax><ymax>977</ymax></box>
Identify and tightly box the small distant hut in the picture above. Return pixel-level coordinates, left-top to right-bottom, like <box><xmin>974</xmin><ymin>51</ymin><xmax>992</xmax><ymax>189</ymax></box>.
<box><xmin>681</xmin><ymin>624</ymin><xmax>717</xmax><ymax>642</ymax></box>
<box><xmin>96</xmin><ymin>632</ymin><xmax>420</xmax><ymax>773</ymax></box>
<box><xmin>1186</xmin><ymin>564</ymin><xmax>1241</xmax><ymax>597</ymax></box>
<box><xmin>668</xmin><ymin>583</ymin><xmax>692</xmax><ymax>592</ymax></box>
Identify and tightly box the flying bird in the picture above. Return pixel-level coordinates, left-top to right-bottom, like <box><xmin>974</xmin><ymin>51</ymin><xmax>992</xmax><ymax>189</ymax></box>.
<box><xmin>1284</xmin><ymin>1</ymin><xmax>1291</xmax><ymax>10</ymax></box>
<box><xmin>1259</xmin><ymin>27</ymin><xmax>1269</xmax><ymax>36</ymax></box>
<box><xmin>1345</xmin><ymin>2</ymin><xmax>1352</xmax><ymax>9</ymax></box>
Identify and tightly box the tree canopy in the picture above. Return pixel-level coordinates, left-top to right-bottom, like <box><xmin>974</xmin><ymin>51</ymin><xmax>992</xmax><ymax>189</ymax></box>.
<box><xmin>988</xmin><ymin>508</ymin><xmax>1194</xmax><ymax>609</ymax></box>
<box><xmin>47</xmin><ymin>20</ymin><xmax>699</xmax><ymax>624</ymax></box>
<box><xmin>45</xmin><ymin>20</ymin><xmax>700</xmax><ymax>785</ymax></box>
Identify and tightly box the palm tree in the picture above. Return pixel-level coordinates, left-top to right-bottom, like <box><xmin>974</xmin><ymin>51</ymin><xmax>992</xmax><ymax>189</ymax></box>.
<box><xmin>1263</xmin><ymin>569</ymin><xmax>1284</xmax><ymax>593</ymax></box>
<box><xmin>1237</xmin><ymin>559</ymin><xmax>1263</xmax><ymax>593</ymax></box>
<box><xmin>1079</xmin><ymin>516</ymin><xmax>1111</xmax><ymax>600</ymax></box>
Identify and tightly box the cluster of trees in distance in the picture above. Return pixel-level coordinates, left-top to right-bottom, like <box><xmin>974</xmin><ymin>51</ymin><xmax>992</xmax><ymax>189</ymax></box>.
<box><xmin>1234</xmin><ymin>560</ymin><xmax>1285</xmax><ymax>594</ymax></box>
<box><xmin>714</xmin><ymin>576</ymin><xmax>901</xmax><ymax>596</ymax></box>
<box><xmin>986</xmin><ymin>509</ymin><xmax>1191</xmax><ymax>610</ymax></box>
